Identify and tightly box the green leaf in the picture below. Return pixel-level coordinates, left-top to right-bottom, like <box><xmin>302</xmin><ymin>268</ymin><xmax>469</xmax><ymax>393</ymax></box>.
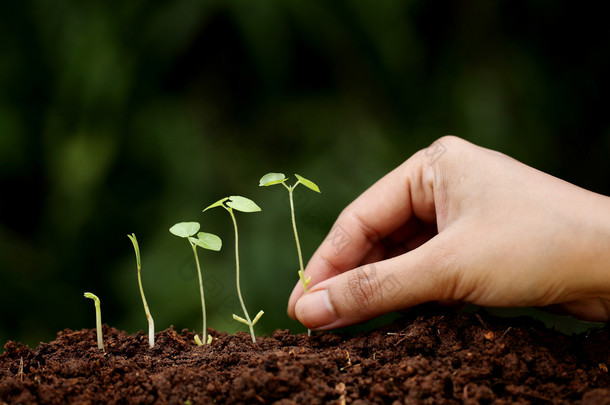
<box><xmin>83</xmin><ymin>292</ymin><xmax>99</xmax><ymax>301</ymax></box>
<box><xmin>232</xmin><ymin>314</ymin><xmax>250</xmax><ymax>325</ymax></box>
<box><xmin>295</xmin><ymin>174</ymin><xmax>320</xmax><ymax>193</ymax></box>
<box><xmin>259</xmin><ymin>172</ymin><xmax>287</xmax><ymax>187</ymax></box>
<box><xmin>197</xmin><ymin>232</ymin><xmax>222</xmax><ymax>251</ymax></box>
<box><xmin>226</xmin><ymin>196</ymin><xmax>261</xmax><ymax>212</ymax></box>
<box><xmin>202</xmin><ymin>197</ymin><xmax>229</xmax><ymax>212</ymax></box>
<box><xmin>169</xmin><ymin>222</ymin><xmax>200</xmax><ymax>238</ymax></box>
<box><xmin>189</xmin><ymin>232</ymin><xmax>222</xmax><ymax>251</ymax></box>
<box><xmin>127</xmin><ymin>233</ymin><xmax>141</xmax><ymax>268</ymax></box>
<box><xmin>252</xmin><ymin>310</ymin><xmax>264</xmax><ymax>326</ymax></box>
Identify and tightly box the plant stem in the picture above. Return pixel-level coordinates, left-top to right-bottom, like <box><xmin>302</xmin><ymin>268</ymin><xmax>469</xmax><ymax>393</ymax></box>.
<box><xmin>95</xmin><ymin>300</ymin><xmax>104</xmax><ymax>351</ymax></box>
<box><xmin>288</xmin><ymin>187</ymin><xmax>305</xmax><ymax>288</ymax></box>
<box><xmin>192</xmin><ymin>243</ymin><xmax>207</xmax><ymax>345</ymax></box>
<box><xmin>288</xmin><ymin>186</ymin><xmax>312</xmax><ymax>336</ymax></box>
<box><xmin>137</xmin><ymin>266</ymin><xmax>155</xmax><ymax>348</ymax></box>
<box><xmin>84</xmin><ymin>292</ymin><xmax>105</xmax><ymax>352</ymax></box>
<box><xmin>228</xmin><ymin>208</ymin><xmax>256</xmax><ymax>343</ymax></box>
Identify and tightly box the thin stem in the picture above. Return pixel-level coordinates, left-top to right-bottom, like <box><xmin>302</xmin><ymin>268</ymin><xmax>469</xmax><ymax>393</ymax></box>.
<box><xmin>192</xmin><ymin>243</ymin><xmax>207</xmax><ymax>345</ymax></box>
<box><xmin>84</xmin><ymin>293</ymin><xmax>105</xmax><ymax>352</ymax></box>
<box><xmin>288</xmin><ymin>185</ymin><xmax>312</xmax><ymax>336</ymax></box>
<box><xmin>137</xmin><ymin>267</ymin><xmax>155</xmax><ymax>348</ymax></box>
<box><xmin>288</xmin><ymin>187</ymin><xmax>305</xmax><ymax>275</ymax></box>
<box><xmin>95</xmin><ymin>299</ymin><xmax>104</xmax><ymax>351</ymax></box>
<box><xmin>228</xmin><ymin>207</ymin><xmax>255</xmax><ymax>342</ymax></box>
<box><xmin>285</xmin><ymin>183</ymin><xmax>308</xmax><ymax>290</ymax></box>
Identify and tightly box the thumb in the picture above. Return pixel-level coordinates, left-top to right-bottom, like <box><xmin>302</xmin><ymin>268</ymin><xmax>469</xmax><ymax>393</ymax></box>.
<box><xmin>294</xmin><ymin>237</ymin><xmax>452</xmax><ymax>330</ymax></box>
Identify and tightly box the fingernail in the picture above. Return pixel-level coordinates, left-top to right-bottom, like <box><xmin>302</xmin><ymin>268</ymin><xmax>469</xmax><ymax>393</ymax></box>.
<box><xmin>295</xmin><ymin>289</ymin><xmax>337</xmax><ymax>329</ymax></box>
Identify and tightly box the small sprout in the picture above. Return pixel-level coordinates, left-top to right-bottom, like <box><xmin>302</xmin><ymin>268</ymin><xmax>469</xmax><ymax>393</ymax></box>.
<box><xmin>127</xmin><ymin>233</ymin><xmax>155</xmax><ymax>348</ymax></box>
<box><xmin>83</xmin><ymin>292</ymin><xmax>104</xmax><ymax>352</ymax></box>
<box><xmin>170</xmin><ymin>222</ymin><xmax>222</xmax><ymax>345</ymax></box>
<box><xmin>194</xmin><ymin>335</ymin><xmax>203</xmax><ymax>346</ymax></box>
<box><xmin>206</xmin><ymin>334</ymin><xmax>214</xmax><ymax>345</ymax></box>
<box><xmin>203</xmin><ymin>196</ymin><xmax>263</xmax><ymax>343</ymax></box>
<box><xmin>260</xmin><ymin>173</ymin><xmax>321</xmax><ymax>335</ymax></box>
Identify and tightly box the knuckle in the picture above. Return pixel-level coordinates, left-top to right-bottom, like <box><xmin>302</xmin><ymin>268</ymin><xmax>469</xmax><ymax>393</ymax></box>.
<box><xmin>435</xmin><ymin>134</ymin><xmax>462</xmax><ymax>145</ymax></box>
<box><xmin>344</xmin><ymin>265</ymin><xmax>383</xmax><ymax>314</ymax></box>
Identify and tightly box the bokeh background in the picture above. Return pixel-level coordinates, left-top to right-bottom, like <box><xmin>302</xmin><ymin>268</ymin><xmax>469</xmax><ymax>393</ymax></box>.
<box><xmin>1</xmin><ymin>1</ymin><xmax>609</xmax><ymax>346</ymax></box>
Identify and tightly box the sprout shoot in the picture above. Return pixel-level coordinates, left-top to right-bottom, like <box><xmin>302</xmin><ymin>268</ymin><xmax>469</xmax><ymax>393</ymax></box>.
<box><xmin>259</xmin><ymin>173</ymin><xmax>321</xmax><ymax>335</ymax></box>
<box><xmin>203</xmin><ymin>196</ymin><xmax>264</xmax><ymax>343</ymax></box>
<box><xmin>169</xmin><ymin>222</ymin><xmax>221</xmax><ymax>345</ymax></box>
<box><xmin>83</xmin><ymin>292</ymin><xmax>104</xmax><ymax>352</ymax></box>
<box><xmin>127</xmin><ymin>233</ymin><xmax>155</xmax><ymax>348</ymax></box>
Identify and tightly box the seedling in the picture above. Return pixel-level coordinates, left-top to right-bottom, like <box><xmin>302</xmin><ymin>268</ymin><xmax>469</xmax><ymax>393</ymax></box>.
<box><xmin>169</xmin><ymin>222</ymin><xmax>222</xmax><ymax>346</ymax></box>
<box><xmin>259</xmin><ymin>173</ymin><xmax>320</xmax><ymax>293</ymax></box>
<box><xmin>203</xmin><ymin>196</ymin><xmax>264</xmax><ymax>343</ymax></box>
<box><xmin>83</xmin><ymin>292</ymin><xmax>104</xmax><ymax>352</ymax></box>
<box><xmin>127</xmin><ymin>233</ymin><xmax>155</xmax><ymax>348</ymax></box>
<box><xmin>260</xmin><ymin>173</ymin><xmax>320</xmax><ymax>336</ymax></box>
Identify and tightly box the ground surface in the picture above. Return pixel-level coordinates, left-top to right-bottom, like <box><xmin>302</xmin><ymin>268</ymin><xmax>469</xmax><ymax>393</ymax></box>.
<box><xmin>1</xmin><ymin>311</ymin><xmax>609</xmax><ymax>404</ymax></box>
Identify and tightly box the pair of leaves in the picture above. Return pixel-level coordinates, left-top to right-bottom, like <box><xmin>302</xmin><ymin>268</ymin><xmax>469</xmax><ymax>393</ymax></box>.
<box><xmin>169</xmin><ymin>222</ymin><xmax>222</xmax><ymax>251</ymax></box>
<box><xmin>194</xmin><ymin>334</ymin><xmax>214</xmax><ymax>346</ymax></box>
<box><xmin>203</xmin><ymin>195</ymin><xmax>261</xmax><ymax>213</ymax></box>
<box><xmin>259</xmin><ymin>173</ymin><xmax>321</xmax><ymax>193</ymax></box>
<box><xmin>233</xmin><ymin>310</ymin><xmax>264</xmax><ymax>326</ymax></box>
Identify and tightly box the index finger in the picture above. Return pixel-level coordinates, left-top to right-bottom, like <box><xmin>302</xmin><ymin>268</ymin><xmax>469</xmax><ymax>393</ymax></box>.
<box><xmin>287</xmin><ymin>147</ymin><xmax>438</xmax><ymax>318</ymax></box>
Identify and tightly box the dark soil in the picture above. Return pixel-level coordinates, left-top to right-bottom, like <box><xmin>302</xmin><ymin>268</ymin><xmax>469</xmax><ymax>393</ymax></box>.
<box><xmin>1</xmin><ymin>311</ymin><xmax>609</xmax><ymax>404</ymax></box>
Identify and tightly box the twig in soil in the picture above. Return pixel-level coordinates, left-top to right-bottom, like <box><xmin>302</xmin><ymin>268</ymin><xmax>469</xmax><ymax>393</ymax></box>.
<box><xmin>340</xmin><ymin>350</ymin><xmax>352</xmax><ymax>371</ymax></box>
<box><xmin>17</xmin><ymin>357</ymin><xmax>23</xmax><ymax>382</ymax></box>
<box><xmin>475</xmin><ymin>313</ymin><xmax>489</xmax><ymax>329</ymax></box>
<box><xmin>387</xmin><ymin>329</ymin><xmax>411</xmax><ymax>346</ymax></box>
<box><xmin>501</xmin><ymin>327</ymin><xmax>512</xmax><ymax>339</ymax></box>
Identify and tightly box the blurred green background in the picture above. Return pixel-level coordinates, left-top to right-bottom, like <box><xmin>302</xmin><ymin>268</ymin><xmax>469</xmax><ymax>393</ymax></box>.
<box><xmin>1</xmin><ymin>1</ymin><xmax>609</xmax><ymax>347</ymax></box>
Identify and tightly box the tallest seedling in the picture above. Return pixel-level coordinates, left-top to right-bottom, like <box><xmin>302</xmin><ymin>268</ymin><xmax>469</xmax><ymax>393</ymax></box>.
<box><xmin>259</xmin><ymin>173</ymin><xmax>320</xmax><ymax>336</ymax></box>
<box><xmin>259</xmin><ymin>173</ymin><xmax>320</xmax><ymax>294</ymax></box>
<box><xmin>203</xmin><ymin>196</ymin><xmax>264</xmax><ymax>343</ymax></box>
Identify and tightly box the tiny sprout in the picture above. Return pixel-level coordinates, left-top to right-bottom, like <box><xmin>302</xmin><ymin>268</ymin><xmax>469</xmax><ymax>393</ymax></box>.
<box><xmin>260</xmin><ymin>173</ymin><xmax>321</xmax><ymax>336</ymax></box>
<box><xmin>83</xmin><ymin>292</ymin><xmax>104</xmax><ymax>352</ymax></box>
<box><xmin>127</xmin><ymin>233</ymin><xmax>155</xmax><ymax>348</ymax></box>
<box><xmin>203</xmin><ymin>196</ymin><xmax>264</xmax><ymax>343</ymax></box>
<box><xmin>194</xmin><ymin>334</ymin><xmax>214</xmax><ymax>346</ymax></box>
<box><xmin>170</xmin><ymin>222</ymin><xmax>222</xmax><ymax>346</ymax></box>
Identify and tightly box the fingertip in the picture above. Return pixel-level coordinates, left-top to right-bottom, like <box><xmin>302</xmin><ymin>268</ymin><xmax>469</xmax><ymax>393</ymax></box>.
<box><xmin>295</xmin><ymin>289</ymin><xmax>339</xmax><ymax>330</ymax></box>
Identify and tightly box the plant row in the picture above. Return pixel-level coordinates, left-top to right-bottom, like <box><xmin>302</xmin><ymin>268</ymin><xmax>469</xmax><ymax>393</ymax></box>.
<box><xmin>84</xmin><ymin>173</ymin><xmax>320</xmax><ymax>350</ymax></box>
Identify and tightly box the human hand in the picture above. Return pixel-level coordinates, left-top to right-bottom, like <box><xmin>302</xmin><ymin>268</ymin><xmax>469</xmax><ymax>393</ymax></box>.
<box><xmin>287</xmin><ymin>136</ymin><xmax>610</xmax><ymax>330</ymax></box>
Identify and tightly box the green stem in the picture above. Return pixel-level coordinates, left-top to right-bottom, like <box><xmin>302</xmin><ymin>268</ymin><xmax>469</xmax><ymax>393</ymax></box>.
<box><xmin>84</xmin><ymin>292</ymin><xmax>104</xmax><ymax>352</ymax></box>
<box><xmin>137</xmin><ymin>267</ymin><xmax>155</xmax><ymax>348</ymax></box>
<box><xmin>228</xmin><ymin>208</ymin><xmax>256</xmax><ymax>343</ymax></box>
<box><xmin>288</xmin><ymin>185</ymin><xmax>312</xmax><ymax>336</ymax></box>
<box><xmin>95</xmin><ymin>299</ymin><xmax>104</xmax><ymax>351</ymax></box>
<box><xmin>288</xmin><ymin>187</ymin><xmax>305</xmax><ymax>276</ymax></box>
<box><xmin>288</xmin><ymin>187</ymin><xmax>307</xmax><ymax>286</ymax></box>
<box><xmin>192</xmin><ymin>243</ymin><xmax>207</xmax><ymax>345</ymax></box>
